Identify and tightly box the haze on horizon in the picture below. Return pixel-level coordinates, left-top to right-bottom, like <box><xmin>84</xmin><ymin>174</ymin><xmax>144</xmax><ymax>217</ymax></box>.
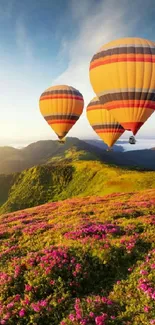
<box><xmin>1</xmin><ymin>0</ymin><xmax>155</xmax><ymax>147</ymax></box>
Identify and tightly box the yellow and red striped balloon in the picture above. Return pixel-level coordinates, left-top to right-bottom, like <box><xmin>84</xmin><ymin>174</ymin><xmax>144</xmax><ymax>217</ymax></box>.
<box><xmin>89</xmin><ymin>37</ymin><xmax>155</xmax><ymax>135</ymax></box>
<box><xmin>86</xmin><ymin>97</ymin><xmax>124</xmax><ymax>148</ymax></box>
<box><xmin>39</xmin><ymin>85</ymin><xmax>84</xmax><ymax>140</ymax></box>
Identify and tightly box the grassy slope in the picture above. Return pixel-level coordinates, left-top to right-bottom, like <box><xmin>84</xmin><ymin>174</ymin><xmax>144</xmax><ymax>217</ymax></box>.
<box><xmin>0</xmin><ymin>164</ymin><xmax>74</xmax><ymax>214</ymax></box>
<box><xmin>0</xmin><ymin>189</ymin><xmax>155</xmax><ymax>324</ymax></box>
<box><xmin>57</xmin><ymin>160</ymin><xmax>155</xmax><ymax>199</ymax></box>
<box><xmin>1</xmin><ymin>159</ymin><xmax>155</xmax><ymax>214</ymax></box>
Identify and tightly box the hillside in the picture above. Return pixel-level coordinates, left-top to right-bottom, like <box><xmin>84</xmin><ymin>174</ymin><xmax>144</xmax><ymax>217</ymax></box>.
<box><xmin>0</xmin><ymin>173</ymin><xmax>18</xmax><ymax>206</ymax></box>
<box><xmin>0</xmin><ymin>138</ymin><xmax>104</xmax><ymax>174</ymax></box>
<box><xmin>0</xmin><ymin>189</ymin><xmax>155</xmax><ymax>324</ymax></box>
<box><xmin>1</xmin><ymin>137</ymin><xmax>155</xmax><ymax>175</ymax></box>
<box><xmin>1</xmin><ymin>159</ymin><xmax>155</xmax><ymax>214</ymax></box>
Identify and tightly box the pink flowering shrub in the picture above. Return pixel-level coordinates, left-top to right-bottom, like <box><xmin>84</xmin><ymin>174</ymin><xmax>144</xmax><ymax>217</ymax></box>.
<box><xmin>64</xmin><ymin>223</ymin><xmax>121</xmax><ymax>241</ymax></box>
<box><xmin>111</xmin><ymin>249</ymin><xmax>155</xmax><ymax>324</ymax></box>
<box><xmin>60</xmin><ymin>296</ymin><xmax>119</xmax><ymax>325</ymax></box>
<box><xmin>0</xmin><ymin>189</ymin><xmax>155</xmax><ymax>324</ymax></box>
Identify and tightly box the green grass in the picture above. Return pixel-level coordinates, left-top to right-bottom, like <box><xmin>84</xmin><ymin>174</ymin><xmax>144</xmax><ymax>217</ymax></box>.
<box><xmin>1</xmin><ymin>159</ymin><xmax>155</xmax><ymax>214</ymax></box>
<box><xmin>55</xmin><ymin>160</ymin><xmax>155</xmax><ymax>199</ymax></box>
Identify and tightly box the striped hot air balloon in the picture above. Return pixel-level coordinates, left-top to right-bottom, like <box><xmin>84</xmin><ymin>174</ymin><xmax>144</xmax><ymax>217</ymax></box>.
<box><xmin>39</xmin><ymin>85</ymin><xmax>84</xmax><ymax>141</ymax></box>
<box><xmin>89</xmin><ymin>37</ymin><xmax>155</xmax><ymax>135</ymax></box>
<box><xmin>86</xmin><ymin>97</ymin><xmax>124</xmax><ymax>148</ymax></box>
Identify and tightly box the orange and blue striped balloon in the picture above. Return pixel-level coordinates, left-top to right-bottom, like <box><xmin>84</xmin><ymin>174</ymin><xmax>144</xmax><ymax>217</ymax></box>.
<box><xmin>89</xmin><ymin>37</ymin><xmax>155</xmax><ymax>135</ymax></box>
<box><xmin>87</xmin><ymin>97</ymin><xmax>124</xmax><ymax>148</ymax></box>
<box><xmin>39</xmin><ymin>85</ymin><xmax>84</xmax><ymax>140</ymax></box>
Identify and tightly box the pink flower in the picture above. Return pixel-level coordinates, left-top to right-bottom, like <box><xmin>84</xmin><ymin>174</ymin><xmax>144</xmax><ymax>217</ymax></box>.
<box><xmin>95</xmin><ymin>314</ymin><xmax>107</xmax><ymax>325</ymax></box>
<box><xmin>80</xmin><ymin>320</ymin><xmax>87</xmax><ymax>325</ymax></box>
<box><xmin>25</xmin><ymin>284</ymin><xmax>32</xmax><ymax>292</ymax></box>
<box><xmin>107</xmin><ymin>299</ymin><xmax>113</xmax><ymax>305</ymax></box>
<box><xmin>69</xmin><ymin>314</ymin><xmax>75</xmax><ymax>321</ymax></box>
<box><xmin>104</xmin><ymin>244</ymin><xmax>109</xmax><ymax>249</ymax></box>
<box><xmin>140</xmin><ymin>270</ymin><xmax>148</xmax><ymax>275</ymax></box>
<box><xmin>3</xmin><ymin>313</ymin><xmax>11</xmax><ymax>320</ymax></box>
<box><xmin>40</xmin><ymin>300</ymin><xmax>47</xmax><ymax>307</ymax></box>
<box><xmin>50</xmin><ymin>280</ymin><xmax>55</xmax><ymax>285</ymax></box>
<box><xmin>31</xmin><ymin>303</ymin><xmax>41</xmax><ymax>312</ymax></box>
<box><xmin>75</xmin><ymin>263</ymin><xmax>82</xmax><ymax>272</ymax></box>
<box><xmin>76</xmin><ymin>311</ymin><xmax>82</xmax><ymax>320</ymax></box>
<box><xmin>23</xmin><ymin>297</ymin><xmax>30</xmax><ymax>305</ymax></box>
<box><xmin>7</xmin><ymin>302</ymin><xmax>14</xmax><ymax>309</ymax></box>
<box><xmin>14</xmin><ymin>294</ymin><xmax>21</xmax><ymax>302</ymax></box>
<box><xmin>144</xmin><ymin>306</ymin><xmax>150</xmax><ymax>313</ymax></box>
<box><xmin>19</xmin><ymin>308</ymin><xmax>25</xmax><ymax>317</ymax></box>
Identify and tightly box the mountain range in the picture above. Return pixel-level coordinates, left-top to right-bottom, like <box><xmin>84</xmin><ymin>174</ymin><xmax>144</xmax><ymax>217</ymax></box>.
<box><xmin>0</xmin><ymin>137</ymin><xmax>155</xmax><ymax>175</ymax></box>
<box><xmin>0</xmin><ymin>137</ymin><xmax>155</xmax><ymax>214</ymax></box>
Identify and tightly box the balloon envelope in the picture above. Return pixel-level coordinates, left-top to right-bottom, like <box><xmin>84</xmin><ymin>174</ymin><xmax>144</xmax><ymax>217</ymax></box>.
<box><xmin>86</xmin><ymin>97</ymin><xmax>124</xmax><ymax>147</ymax></box>
<box><xmin>89</xmin><ymin>37</ymin><xmax>155</xmax><ymax>135</ymax></box>
<box><xmin>39</xmin><ymin>85</ymin><xmax>84</xmax><ymax>139</ymax></box>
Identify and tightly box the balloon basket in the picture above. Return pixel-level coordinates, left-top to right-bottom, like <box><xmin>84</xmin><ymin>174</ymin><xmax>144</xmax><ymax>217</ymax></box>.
<box><xmin>129</xmin><ymin>136</ymin><xmax>136</xmax><ymax>145</ymax></box>
<box><xmin>58</xmin><ymin>137</ymin><xmax>66</xmax><ymax>144</ymax></box>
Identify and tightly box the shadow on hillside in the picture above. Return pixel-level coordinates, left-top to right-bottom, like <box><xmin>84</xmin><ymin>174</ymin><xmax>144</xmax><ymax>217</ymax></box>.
<box><xmin>71</xmin><ymin>239</ymin><xmax>151</xmax><ymax>297</ymax></box>
<box><xmin>0</xmin><ymin>164</ymin><xmax>75</xmax><ymax>215</ymax></box>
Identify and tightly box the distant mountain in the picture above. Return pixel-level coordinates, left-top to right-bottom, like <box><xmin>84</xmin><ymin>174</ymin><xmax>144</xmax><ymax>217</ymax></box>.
<box><xmin>0</xmin><ymin>138</ymin><xmax>102</xmax><ymax>174</ymax></box>
<box><xmin>120</xmin><ymin>149</ymin><xmax>155</xmax><ymax>169</ymax></box>
<box><xmin>1</xmin><ymin>158</ymin><xmax>155</xmax><ymax>214</ymax></box>
<box><xmin>84</xmin><ymin>139</ymin><xmax>124</xmax><ymax>152</ymax></box>
<box><xmin>0</xmin><ymin>137</ymin><xmax>155</xmax><ymax>176</ymax></box>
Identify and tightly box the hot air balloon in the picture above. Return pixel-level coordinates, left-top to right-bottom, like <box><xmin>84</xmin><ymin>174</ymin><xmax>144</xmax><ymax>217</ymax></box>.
<box><xmin>39</xmin><ymin>85</ymin><xmax>84</xmax><ymax>142</ymax></box>
<box><xmin>89</xmin><ymin>37</ymin><xmax>155</xmax><ymax>136</ymax></box>
<box><xmin>86</xmin><ymin>97</ymin><xmax>125</xmax><ymax>148</ymax></box>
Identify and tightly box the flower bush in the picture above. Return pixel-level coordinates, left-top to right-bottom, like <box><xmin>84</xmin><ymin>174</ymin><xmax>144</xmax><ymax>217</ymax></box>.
<box><xmin>0</xmin><ymin>189</ymin><xmax>155</xmax><ymax>324</ymax></box>
<box><xmin>60</xmin><ymin>296</ymin><xmax>119</xmax><ymax>325</ymax></box>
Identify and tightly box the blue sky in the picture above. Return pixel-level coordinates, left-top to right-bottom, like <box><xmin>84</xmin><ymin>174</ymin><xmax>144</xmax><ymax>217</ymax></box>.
<box><xmin>1</xmin><ymin>0</ymin><xmax>155</xmax><ymax>146</ymax></box>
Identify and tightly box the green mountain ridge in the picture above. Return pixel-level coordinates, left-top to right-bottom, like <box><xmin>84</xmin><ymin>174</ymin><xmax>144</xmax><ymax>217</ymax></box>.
<box><xmin>1</xmin><ymin>137</ymin><xmax>155</xmax><ymax>214</ymax></box>
<box><xmin>0</xmin><ymin>138</ymin><xmax>102</xmax><ymax>174</ymax></box>
<box><xmin>1</xmin><ymin>137</ymin><xmax>155</xmax><ymax>175</ymax></box>
<box><xmin>1</xmin><ymin>157</ymin><xmax>155</xmax><ymax>214</ymax></box>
